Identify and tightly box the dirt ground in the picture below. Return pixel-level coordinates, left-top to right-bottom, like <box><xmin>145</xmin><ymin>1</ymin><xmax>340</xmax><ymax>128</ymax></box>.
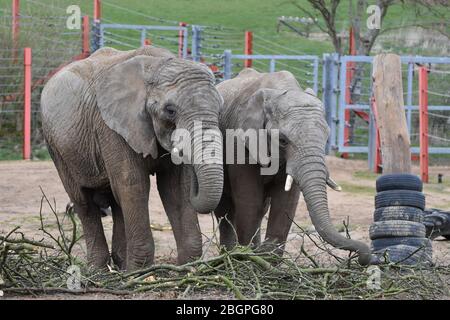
<box><xmin>0</xmin><ymin>157</ymin><xmax>449</xmax><ymax>299</ymax></box>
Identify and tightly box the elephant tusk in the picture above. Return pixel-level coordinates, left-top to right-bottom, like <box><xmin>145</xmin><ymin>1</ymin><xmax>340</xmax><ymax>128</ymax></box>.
<box><xmin>285</xmin><ymin>175</ymin><xmax>294</xmax><ymax>192</ymax></box>
<box><xmin>171</xmin><ymin>147</ymin><xmax>179</xmax><ymax>154</ymax></box>
<box><xmin>327</xmin><ymin>177</ymin><xmax>342</xmax><ymax>192</ymax></box>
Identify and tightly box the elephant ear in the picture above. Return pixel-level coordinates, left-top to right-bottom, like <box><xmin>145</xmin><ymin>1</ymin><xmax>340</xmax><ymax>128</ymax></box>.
<box><xmin>235</xmin><ymin>88</ymin><xmax>286</xmax><ymax>164</ymax></box>
<box><xmin>95</xmin><ymin>56</ymin><xmax>161</xmax><ymax>159</ymax></box>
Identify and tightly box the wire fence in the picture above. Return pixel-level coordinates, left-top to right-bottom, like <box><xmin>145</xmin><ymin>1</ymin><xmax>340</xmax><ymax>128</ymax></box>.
<box><xmin>0</xmin><ymin>5</ymin><xmax>82</xmax><ymax>159</ymax></box>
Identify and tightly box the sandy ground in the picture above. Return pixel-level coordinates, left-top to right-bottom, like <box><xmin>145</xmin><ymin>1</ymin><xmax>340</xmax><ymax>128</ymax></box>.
<box><xmin>0</xmin><ymin>157</ymin><xmax>449</xmax><ymax>299</ymax></box>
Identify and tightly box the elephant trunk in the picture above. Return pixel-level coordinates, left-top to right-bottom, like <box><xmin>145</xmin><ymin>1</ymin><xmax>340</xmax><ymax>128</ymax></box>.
<box><xmin>295</xmin><ymin>156</ymin><xmax>371</xmax><ymax>265</ymax></box>
<box><xmin>189</xmin><ymin>123</ymin><xmax>224</xmax><ymax>214</ymax></box>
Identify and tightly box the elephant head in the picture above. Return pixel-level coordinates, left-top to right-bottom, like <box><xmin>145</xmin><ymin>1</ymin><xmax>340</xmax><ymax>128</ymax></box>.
<box><xmin>94</xmin><ymin>55</ymin><xmax>223</xmax><ymax>213</ymax></box>
<box><xmin>237</xmin><ymin>87</ymin><xmax>371</xmax><ymax>265</ymax></box>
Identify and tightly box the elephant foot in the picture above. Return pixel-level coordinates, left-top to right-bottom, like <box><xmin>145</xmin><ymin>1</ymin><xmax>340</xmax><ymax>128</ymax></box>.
<box><xmin>256</xmin><ymin>239</ymin><xmax>285</xmax><ymax>256</ymax></box>
<box><xmin>87</xmin><ymin>251</ymin><xmax>111</xmax><ymax>270</ymax></box>
<box><xmin>111</xmin><ymin>251</ymin><xmax>127</xmax><ymax>271</ymax></box>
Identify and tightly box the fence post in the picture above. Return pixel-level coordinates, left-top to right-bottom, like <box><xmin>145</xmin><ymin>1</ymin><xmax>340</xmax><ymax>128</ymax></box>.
<box><xmin>419</xmin><ymin>66</ymin><xmax>429</xmax><ymax>183</ymax></box>
<box><xmin>323</xmin><ymin>54</ymin><xmax>332</xmax><ymax>154</ymax></box>
<box><xmin>223</xmin><ymin>50</ymin><xmax>232</xmax><ymax>80</ymax></box>
<box><xmin>191</xmin><ymin>25</ymin><xmax>202</xmax><ymax>62</ymax></box>
<box><xmin>92</xmin><ymin>0</ymin><xmax>101</xmax><ymax>51</ymax></box>
<box><xmin>244</xmin><ymin>31</ymin><xmax>253</xmax><ymax>68</ymax></box>
<box><xmin>140</xmin><ymin>28</ymin><xmax>146</xmax><ymax>46</ymax></box>
<box><xmin>82</xmin><ymin>16</ymin><xmax>90</xmax><ymax>58</ymax></box>
<box><xmin>12</xmin><ymin>0</ymin><xmax>20</xmax><ymax>61</ymax></box>
<box><xmin>94</xmin><ymin>0</ymin><xmax>101</xmax><ymax>21</ymax></box>
<box><xmin>342</xmin><ymin>27</ymin><xmax>356</xmax><ymax>158</ymax></box>
<box><xmin>369</xmin><ymin>96</ymin><xmax>382</xmax><ymax>173</ymax></box>
<box><xmin>178</xmin><ymin>22</ymin><xmax>187</xmax><ymax>58</ymax></box>
<box><xmin>23</xmin><ymin>47</ymin><xmax>32</xmax><ymax>160</ymax></box>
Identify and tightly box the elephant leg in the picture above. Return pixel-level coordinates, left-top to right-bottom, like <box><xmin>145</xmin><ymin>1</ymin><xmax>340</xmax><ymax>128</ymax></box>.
<box><xmin>215</xmin><ymin>202</ymin><xmax>237</xmax><ymax>250</ymax></box>
<box><xmin>157</xmin><ymin>164</ymin><xmax>202</xmax><ymax>264</ymax></box>
<box><xmin>47</xmin><ymin>145</ymin><xmax>109</xmax><ymax>268</ymax></box>
<box><xmin>228</xmin><ymin>164</ymin><xmax>264</xmax><ymax>246</ymax></box>
<box><xmin>110</xmin><ymin>198</ymin><xmax>127</xmax><ymax>270</ymax></box>
<box><xmin>263</xmin><ymin>177</ymin><xmax>300</xmax><ymax>254</ymax></box>
<box><xmin>75</xmin><ymin>197</ymin><xmax>111</xmax><ymax>268</ymax></box>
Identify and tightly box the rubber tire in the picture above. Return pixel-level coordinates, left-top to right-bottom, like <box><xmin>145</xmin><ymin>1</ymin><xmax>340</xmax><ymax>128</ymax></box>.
<box><xmin>375</xmin><ymin>190</ymin><xmax>425</xmax><ymax>210</ymax></box>
<box><xmin>372</xmin><ymin>244</ymin><xmax>432</xmax><ymax>265</ymax></box>
<box><xmin>369</xmin><ymin>220</ymin><xmax>426</xmax><ymax>240</ymax></box>
<box><xmin>371</xmin><ymin>237</ymin><xmax>431</xmax><ymax>251</ymax></box>
<box><xmin>376</xmin><ymin>174</ymin><xmax>423</xmax><ymax>192</ymax></box>
<box><xmin>374</xmin><ymin>206</ymin><xmax>424</xmax><ymax>223</ymax></box>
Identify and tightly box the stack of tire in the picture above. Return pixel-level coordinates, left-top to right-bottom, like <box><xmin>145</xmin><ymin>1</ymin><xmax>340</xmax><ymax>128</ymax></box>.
<box><xmin>369</xmin><ymin>173</ymin><xmax>432</xmax><ymax>265</ymax></box>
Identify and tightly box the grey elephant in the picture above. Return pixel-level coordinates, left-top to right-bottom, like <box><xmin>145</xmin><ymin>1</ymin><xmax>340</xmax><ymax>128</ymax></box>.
<box><xmin>41</xmin><ymin>46</ymin><xmax>224</xmax><ymax>271</ymax></box>
<box><xmin>214</xmin><ymin>68</ymin><xmax>371</xmax><ymax>265</ymax></box>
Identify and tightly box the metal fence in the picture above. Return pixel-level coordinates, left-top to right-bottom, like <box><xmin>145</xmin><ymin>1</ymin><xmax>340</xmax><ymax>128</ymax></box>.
<box><xmin>322</xmin><ymin>54</ymin><xmax>450</xmax><ymax>159</ymax></box>
<box><xmin>222</xmin><ymin>50</ymin><xmax>319</xmax><ymax>93</ymax></box>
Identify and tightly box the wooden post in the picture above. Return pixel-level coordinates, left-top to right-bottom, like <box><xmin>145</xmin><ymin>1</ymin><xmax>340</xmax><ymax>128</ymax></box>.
<box><xmin>244</xmin><ymin>31</ymin><xmax>253</xmax><ymax>68</ymax></box>
<box><xmin>370</xmin><ymin>96</ymin><xmax>382</xmax><ymax>173</ymax></box>
<box><xmin>372</xmin><ymin>54</ymin><xmax>411</xmax><ymax>174</ymax></box>
<box><xmin>23</xmin><ymin>47</ymin><xmax>32</xmax><ymax>160</ymax></box>
<box><xmin>419</xmin><ymin>67</ymin><xmax>429</xmax><ymax>183</ymax></box>
<box><xmin>82</xmin><ymin>16</ymin><xmax>90</xmax><ymax>58</ymax></box>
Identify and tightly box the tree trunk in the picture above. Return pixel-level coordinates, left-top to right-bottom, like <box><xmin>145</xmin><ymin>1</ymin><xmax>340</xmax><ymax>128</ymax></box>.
<box><xmin>372</xmin><ymin>53</ymin><xmax>411</xmax><ymax>174</ymax></box>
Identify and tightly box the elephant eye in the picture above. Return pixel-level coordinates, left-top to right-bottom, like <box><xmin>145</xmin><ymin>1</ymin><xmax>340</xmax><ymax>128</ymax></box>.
<box><xmin>279</xmin><ymin>136</ymin><xmax>288</xmax><ymax>147</ymax></box>
<box><xmin>164</xmin><ymin>104</ymin><xmax>177</xmax><ymax>117</ymax></box>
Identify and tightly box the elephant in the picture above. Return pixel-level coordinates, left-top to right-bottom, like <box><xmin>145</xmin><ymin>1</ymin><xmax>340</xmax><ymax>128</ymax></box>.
<box><xmin>41</xmin><ymin>46</ymin><xmax>224</xmax><ymax>271</ymax></box>
<box><xmin>214</xmin><ymin>68</ymin><xmax>371</xmax><ymax>265</ymax></box>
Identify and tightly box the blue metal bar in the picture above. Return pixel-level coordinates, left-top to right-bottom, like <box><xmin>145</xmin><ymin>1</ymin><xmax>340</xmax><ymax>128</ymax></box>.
<box><xmin>101</xmin><ymin>23</ymin><xmax>188</xmax><ymax>32</ymax></box>
<box><xmin>341</xmin><ymin>55</ymin><xmax>450</xmax><ymax>64</ymax></box>
<box><xmin>99</xmin><ymin>24</ymin><xmax>105</xmax><ymax>47</ymax></box>
<box><xmin>183</xmin><ymin>28</ymin><xmax>188</xmax><ymax>59</ymax></box>
<box><xmin>339</xmin><ymin>146</ymin><xmax>450</xmax><ymax>154</ymax></box>
<box><xmin>269</xmin><ymin>59</ymin><xmax>276</xmax><ymax>72</ymax></box>
<box><xmin>223</xmin><ymin>50</ymin><xmax>232</xmax><ymax>80</ymax></box>
<box><xmin>312</xmin><ymin>57</ymin><xmax>319</xmax><ymax>94</ymax></box>
<box><xmin>338</xmin><ymin>55</ymin><xmax>347</xmax><ymax>152</ymax></box>
<box><xmin>191</xmin><ymin>25</ymin><xmax>202</xmax><ymax>62</ymax></box>
<box><xmin>330</xmin><ymin>53</ymin><xmax>339</xmax><ymax>151</ymax></box>
<box><xmin>231</xmin><ymin>54</ymin><xmax>318</xmax><ymax>60</ymax></box>
<box><xmin>140</xmin><ymin>29</ymin><xmax>146</xmax><ymax>46</ymax></box>
<box><xmin>406</xmin><ymin>62</ymin><xmax>414</xmax><ymax>132</ymax></box>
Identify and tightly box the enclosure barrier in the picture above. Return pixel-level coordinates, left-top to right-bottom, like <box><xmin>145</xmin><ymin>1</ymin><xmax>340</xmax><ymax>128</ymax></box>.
<box><xmin>96</xmin><ymin>23</ymin><xmax>189</xmax><ymax>59</ymax></box>
<box><xmin>419</xmin><ymin>66</ymin><xmax>429</xmax><ymax>183</ymax></box>
<box><xmin>223</xmin><ymin>50</ymin><xmax>319</xmax><ymax>94</ymax></box>
<box><xmin>23</xmin><ymin>48</ymin><xmax>32</xmax><ymax>160</ymax></box>
<box><xmin>328</xmin><ymin>55</ymin><xmax>450</xmax><ymax>167</ymax></box>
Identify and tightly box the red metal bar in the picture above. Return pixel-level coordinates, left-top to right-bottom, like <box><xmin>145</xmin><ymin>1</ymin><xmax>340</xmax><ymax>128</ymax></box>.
<box><xmin>244</xmin><ymin>31</ymin><xmax>253</xmax><ymax>68</ymax></box>
<box><xmin>342</xmin><ymin>27</ymin><xmax>356</xmax><ymax>159</ymax></box>
<box><xmin>82</xmin><ymin>16</ymin><xmax>90</xmax><ymax>58</ymax></box>
<box><xmin>178</xmin><ymin>22</ymin><xmax>187</xmax><ymax>58</ymax></box>
<box><xmin>12</xmin><ymin>0</ymin><xmax>20</xmax><ymax>61</ymax></box>
<box><xmin>94</xmin><ymin>0</ymin><xmax>101</xmax><ymax>22</ymax></box>
<box><xmin>23</xmin><ymin>47</ymin><xmax>32</xmax><ymax>160</ymax></box>
<box><xmin>371</xmin><ymin>96</ymin><xmax>382</xmax><ymax>173</ymax></box>
<box><xmin>419</xmin><ymin>66</ymin><xmax>429</xmax><ymax>183</ymax></box>
<box><xmin>144</xmin><ymin>39</ymin><xmax>152</xmax><ymax>46</ymax></box>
